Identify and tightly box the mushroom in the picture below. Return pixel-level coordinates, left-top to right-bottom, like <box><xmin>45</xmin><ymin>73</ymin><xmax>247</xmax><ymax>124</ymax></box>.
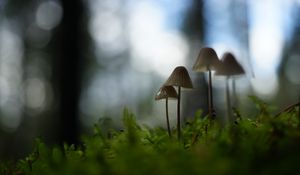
<box><xmin>155</xmin><ymin>85</ymin><xmax>178</xmax><ymax>137</ymax></box>
<box><xmin>215</xmin><ymin>52</ymin><xmax>245</xmax><ymax>122</ymax></box>
<box><xmin>215</xmin><ymin>52</ymin><xmax>245</xmax><ymax>76</ymax></box>
<box><xmin>164</xmin><ymin>66</ymin><xmax>193</xmax><ymax>140</ymax></box>
<box><xmin>193</xmin><ymin>47</ymin><xmax>220</xmax><ymax>119</ymax></box>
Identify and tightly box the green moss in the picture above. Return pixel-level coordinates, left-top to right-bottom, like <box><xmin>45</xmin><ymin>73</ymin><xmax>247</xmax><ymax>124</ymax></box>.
<box><xmin>1</xmin><ymin>99</ymin><xmax>300</xmax><ymax>175</ymax></box>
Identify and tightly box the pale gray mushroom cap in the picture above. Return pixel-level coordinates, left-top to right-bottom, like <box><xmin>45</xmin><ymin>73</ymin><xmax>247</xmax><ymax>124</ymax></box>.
<box><xmin>215</xmin><ymin>52</ymin><xmax>245</xmax><ymax>76</ymax></box>
<box><xmin>193</xmin><ymin>47</ymin><xmax>220</xmax><ymax>72</ymax></box>
<box><xmin>155</xmin><ymin>86</ymin><xmax>178</xmax><ymax>100</ymax></box>
<box><xmin>164</xmin><ymin>66</ymin><xmax>193</xmax><ymax>88</ymax></box>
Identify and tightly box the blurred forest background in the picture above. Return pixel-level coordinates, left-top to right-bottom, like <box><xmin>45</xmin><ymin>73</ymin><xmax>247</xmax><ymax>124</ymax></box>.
<box><xmin>0</xmin><ymin>0</ymin><xmax>299</xmax><ymax>160</ymax></box>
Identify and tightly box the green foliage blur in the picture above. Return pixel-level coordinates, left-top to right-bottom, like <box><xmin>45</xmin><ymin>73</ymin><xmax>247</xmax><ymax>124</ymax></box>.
<box><xmin>1</xmin><ymin>98</ymin><xmax>300</xmax><ymax>175</ymax></box>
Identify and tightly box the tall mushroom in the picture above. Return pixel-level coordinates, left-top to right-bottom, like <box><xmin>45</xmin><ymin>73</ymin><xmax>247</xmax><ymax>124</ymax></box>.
<box><xmin>215</xmin><ymin>52</ymin><xmax>245</xmax><ymax>122</ymax></box>
<box><xmin>193</xmin><ymin>47</ymin><xmax>220</xmax><ymax>119</ymax></box>
<box><xmin>164</xmin><ymin>66</ymin><xmax>193</xmax><ymax>140</ymax></box>
<box><xmin>155</xmin><ymin>85</ymin><xmax>178</xmax><ymax>137</ymax></box>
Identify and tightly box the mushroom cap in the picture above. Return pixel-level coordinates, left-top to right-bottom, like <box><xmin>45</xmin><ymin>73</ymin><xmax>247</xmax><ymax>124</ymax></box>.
<box><xmin>155</xmin><ymin>85</ymin><xmax>178</xmax><ymax>100</ymax></box>
<box><xmin>164</xmin><ymin>66</ymin><xmax>193</xmax><ymax>88</ymax></box>
<box><xmin>215</xmin><ymin>52</ymin><xmax>245</xmax><ymax>76</ymax></box>
<box><xmin>193</xmin><ymin>47</ymin><xmax>220</xmax><ymax>72</ymax></box>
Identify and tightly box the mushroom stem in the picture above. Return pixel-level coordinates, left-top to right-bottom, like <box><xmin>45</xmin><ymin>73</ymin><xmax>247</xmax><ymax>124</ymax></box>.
<box><xmin>208</xmin><ymin>68</ymin><xmax>214</xmax><ymax>119</ymax></box>
<box><xmin>298</xmin><ymin>95</ymin><xmax>300</xmax><ymax>120</ymax></box>
<box><xmin>226</xmin><ymin>77</ymin><xmax>232</xmax><ymax>123</ymax></box>
<box><xmin>165</xmin><ymin>97</ymin><xmax>171</xmax><ymax>137</ymax></box>
<box><xmin>177</xmin><ymin>86</ymin><xmax>181</xmax><ymax>140</ymax></box>
<box><xmin>232</xmin><ymin>78</ymin><xmax>237</xmax><ymax>107</ymax></box>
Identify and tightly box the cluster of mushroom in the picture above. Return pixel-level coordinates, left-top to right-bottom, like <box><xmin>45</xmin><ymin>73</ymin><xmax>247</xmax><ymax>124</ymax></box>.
<box><xmin>155</xmin><ymin>47</ymin><xmax>245</xmax><ymax>139</ymax></box>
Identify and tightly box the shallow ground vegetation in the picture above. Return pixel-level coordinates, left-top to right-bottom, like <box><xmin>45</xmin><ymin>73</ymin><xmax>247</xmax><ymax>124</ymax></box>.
<box><xmin>1</xmin><ymin>97</ymin><xmax>300</xmax><ymax>175</ymax></box>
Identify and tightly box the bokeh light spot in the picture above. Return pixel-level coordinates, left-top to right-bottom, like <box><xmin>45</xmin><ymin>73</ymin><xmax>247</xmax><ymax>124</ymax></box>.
<box><xmin>36</xmin><ymin>1</ymin><xmax>62</xmax><ymax>30</ymax></box>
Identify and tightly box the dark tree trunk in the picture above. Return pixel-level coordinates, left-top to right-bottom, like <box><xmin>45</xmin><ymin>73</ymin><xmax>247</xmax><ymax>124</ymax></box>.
<box><xmin>57</xmin><ymin>0</ymin><xmax>84</xmax><ymax>144</ymax></box>
<box><xmin>181</xmin><ymin>0</ymin><xmax>208</xmax><ymax>119</ymax></box>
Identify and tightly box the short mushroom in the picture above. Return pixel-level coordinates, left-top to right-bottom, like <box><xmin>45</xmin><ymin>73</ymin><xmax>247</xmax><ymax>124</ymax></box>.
<box><xmin>155</xmin><ymin>85</ymin><xmax>178</xmax><ymax>137</ymax></box>
<box><xmin>193</xmin><ymin>47</ymin><xmax>220</xmax><ymax>119</ymax></box>
<box><xmin>215</xmin><ymin>52</ymin><xmax>245</xmax><ymax>122</ymax></box>
<box><xmin>164</xmin><ymin>66</ymin><xmax>193</xmax><ymax>140</ymax></box>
